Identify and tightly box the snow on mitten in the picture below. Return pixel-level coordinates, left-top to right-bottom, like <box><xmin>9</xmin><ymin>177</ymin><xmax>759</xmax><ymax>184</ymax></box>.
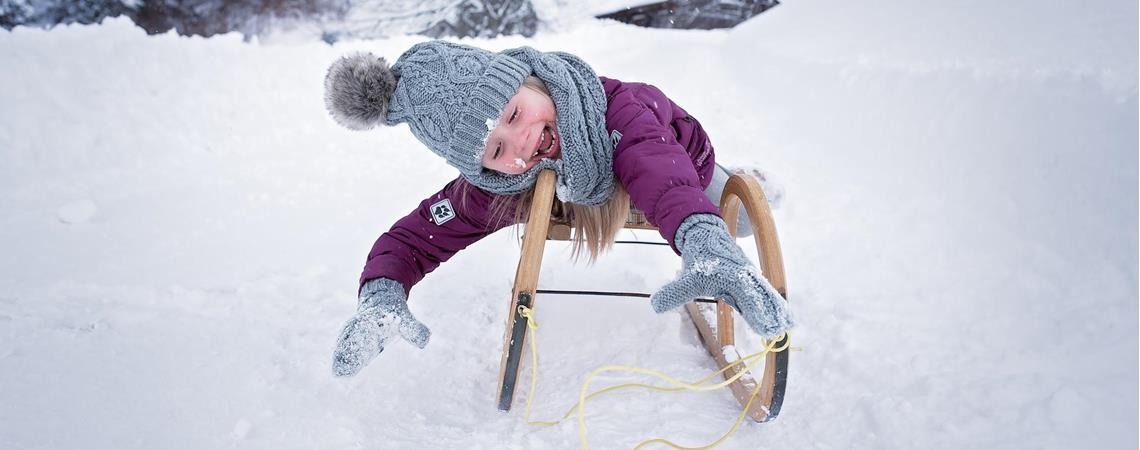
<box><xmin>332</xmin><ymin>278</ymin><xmax>431</xmax><ymax>377</ymax></box>
<box><xmin>650</xmin><ymin>214</ymin><xmax>794</xmax><ymax>338</ymax></box>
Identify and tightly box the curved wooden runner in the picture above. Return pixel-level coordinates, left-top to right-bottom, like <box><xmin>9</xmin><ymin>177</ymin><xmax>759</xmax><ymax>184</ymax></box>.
<box><xmin>683</xmin><ymin>172</ymin><xmax>789</xmax><ymax>422</ymax></box>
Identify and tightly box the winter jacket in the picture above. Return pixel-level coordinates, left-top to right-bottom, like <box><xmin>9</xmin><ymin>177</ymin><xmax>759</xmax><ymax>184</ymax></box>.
<box><xmin>360</xmin><ymin>76</ymin><xmax>722</xmax><ymax>295</ymax></box>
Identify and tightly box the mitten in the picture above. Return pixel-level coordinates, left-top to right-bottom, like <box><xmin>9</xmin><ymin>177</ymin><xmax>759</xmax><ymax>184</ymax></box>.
<box><xmin>650</xmin><ymin>214</ymin><xmax>794</xmax><ymax>338</ymax></box>
<box><xmin>332</xmin><ymin>278</ymin><xmax>431</xmax><ymax>377</ymax></box>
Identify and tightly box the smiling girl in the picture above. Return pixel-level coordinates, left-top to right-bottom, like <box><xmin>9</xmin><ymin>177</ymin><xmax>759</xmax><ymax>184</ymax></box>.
<box><xmin>323</xmin><ymin>40</ymin><xmax>793</xmax><ymax>377</ymax></box>
<box><xmin>480</xmin><ymin>76</ymin><xmax>561</xmax><ymax>174</ymax></box>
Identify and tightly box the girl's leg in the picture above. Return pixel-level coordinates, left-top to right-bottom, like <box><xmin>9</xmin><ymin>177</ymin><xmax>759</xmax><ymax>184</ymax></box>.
<box><xmin>703</xmin><ymin>163</ymin><xmax>755</xmax><ymax>237</ymax></box>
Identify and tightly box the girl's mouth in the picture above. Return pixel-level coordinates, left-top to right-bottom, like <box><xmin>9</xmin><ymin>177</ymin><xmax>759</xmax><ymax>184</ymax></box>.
<box><xmin>531</xmin><ymin>125</ymin><xmax>556</xmax><ymax>159</ymax></box>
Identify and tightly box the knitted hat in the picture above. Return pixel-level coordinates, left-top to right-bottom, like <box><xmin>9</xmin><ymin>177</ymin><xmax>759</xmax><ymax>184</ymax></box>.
<box><xmin>324</xmin><ymin>40</ymin><xmax>615</xmax><ymax>205</ymax></box>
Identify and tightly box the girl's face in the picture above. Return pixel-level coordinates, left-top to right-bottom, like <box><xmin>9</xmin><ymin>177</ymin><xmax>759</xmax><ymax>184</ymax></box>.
<box><xmin>480</xmin><ymin>85</ymin><xmax>561</xmax><ymax>175</ymax></box>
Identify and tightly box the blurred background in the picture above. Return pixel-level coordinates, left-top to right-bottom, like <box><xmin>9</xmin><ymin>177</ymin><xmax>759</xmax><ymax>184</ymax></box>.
<box><xmin>1</xmin><ymin>0</ymin><xmax>781</xmax><ymax>40</ymax></box>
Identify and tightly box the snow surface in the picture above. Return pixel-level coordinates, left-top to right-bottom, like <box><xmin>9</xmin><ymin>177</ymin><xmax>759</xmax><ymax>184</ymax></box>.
<box><xmin>0</xmin><ymin>1</ymin><xmax>1136</xmax><ymax>449</ymax></box>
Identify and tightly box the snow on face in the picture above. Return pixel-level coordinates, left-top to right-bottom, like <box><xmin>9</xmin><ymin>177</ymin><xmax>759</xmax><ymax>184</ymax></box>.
<box><xmin>485</xmin><ymin>117</ymin><xmax>499</xmax><ymax>135</ymax></box>
<box><xmin>480</xmin><ymin>116</ymin><xmax>500</xmax><ymax>152</ymax></box>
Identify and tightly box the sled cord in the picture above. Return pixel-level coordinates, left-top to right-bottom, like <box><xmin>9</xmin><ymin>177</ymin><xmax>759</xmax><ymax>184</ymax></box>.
<box><xmin>516</xmin><ymin>305</ymin><xmax>792</xmax><ymax>449</ymax></box>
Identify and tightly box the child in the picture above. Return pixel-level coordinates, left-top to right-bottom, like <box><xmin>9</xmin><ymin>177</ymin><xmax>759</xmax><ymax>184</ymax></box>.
<box><xmin>323</xmin><ymin>40</ymin><xmax>794</xmax><ymax>377</ymax></box>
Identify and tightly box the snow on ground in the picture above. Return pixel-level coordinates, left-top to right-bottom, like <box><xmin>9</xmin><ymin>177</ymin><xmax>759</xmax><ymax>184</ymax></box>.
<box><xmin>0</xmin><ymin>1</ymin><xmax>1136</xmax><ymax>449</ymax></box>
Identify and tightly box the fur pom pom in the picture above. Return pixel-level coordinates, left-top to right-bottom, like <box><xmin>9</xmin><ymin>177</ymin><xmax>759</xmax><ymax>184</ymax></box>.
<box><xmin>324</xmin><ymin>52</ymin><xmax>397</xmax><ymax>131</ymax></box>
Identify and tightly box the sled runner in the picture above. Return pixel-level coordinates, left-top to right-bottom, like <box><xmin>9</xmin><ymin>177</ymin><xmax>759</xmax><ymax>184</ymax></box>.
<box><xmin>496</xmin><ymin>170</ymin><xmax>790</xmax><ymax>422</ymax></box>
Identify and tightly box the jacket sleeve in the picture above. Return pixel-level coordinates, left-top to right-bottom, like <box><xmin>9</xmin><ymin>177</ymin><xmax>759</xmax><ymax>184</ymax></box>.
<box><xmin>359</xmin><ymin>176</ymin><xmax>519</xmax><ymax>296</ymax></box>
<box><xmin>607</xmin><ymin>84</ymin><xmax>722</xmax><ymax>254</ymax></box>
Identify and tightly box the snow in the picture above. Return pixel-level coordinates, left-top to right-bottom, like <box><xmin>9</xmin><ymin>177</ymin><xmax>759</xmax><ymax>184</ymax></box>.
<box><xmin>721</xmin><ymin>345</ymin><xmax>740</xmax><ymax>363</ymax></box>
<box><xmin>56</xmin><ymin>199</ymin><xmax>98</xmax><ymax>224</ymax></box>
<box><xmin>691</xmin><ymin>258</ymin><xmax>722</xmax><ymax>275</ymax></box>
<box><xmin>0</xmin><ymin>1</ymin><xmax>1136</xmax><ymax>449</ymax></box>
<box><xmin>482</xmin><ymin>117</ymin><xmax>499</xmax><ymax>150</ymax></box>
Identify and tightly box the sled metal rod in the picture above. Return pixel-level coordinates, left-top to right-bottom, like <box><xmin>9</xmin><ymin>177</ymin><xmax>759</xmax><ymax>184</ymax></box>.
<box><xmin>535</xmin><ymin>289</ymin><xmax>718</xmax><ymax>304</ymax></box>
<box><xmin>613</xmin><ymin>240</ymin><xmax>671</xmax><ymax>246</ymax></box>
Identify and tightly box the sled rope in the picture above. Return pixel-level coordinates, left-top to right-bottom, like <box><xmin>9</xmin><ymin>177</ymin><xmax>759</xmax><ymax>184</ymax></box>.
<box><xmin>517</xmin><ymin>305</ymin><xmax>791</xmax><ymax>449</ymax></box>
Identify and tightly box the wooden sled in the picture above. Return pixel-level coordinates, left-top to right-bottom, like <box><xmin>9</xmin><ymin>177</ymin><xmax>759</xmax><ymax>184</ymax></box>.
<box><xmin>496</xmin><ymin>169</ymin><xmax>790</xmax><ymax>422</ymax></box>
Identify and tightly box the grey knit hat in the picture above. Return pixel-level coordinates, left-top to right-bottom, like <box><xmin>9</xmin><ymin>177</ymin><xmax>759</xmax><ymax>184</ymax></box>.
<box><xmin>324</xmin><ymin>39</ymin><xmax>615</xmax><ymax>205</ymax></box>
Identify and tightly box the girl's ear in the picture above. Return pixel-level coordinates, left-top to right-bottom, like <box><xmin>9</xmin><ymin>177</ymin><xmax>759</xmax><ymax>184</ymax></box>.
<box><xmin>324</xmin><ymin>52</ymin><xmax>397</xmax><ymax>131</ymax></box>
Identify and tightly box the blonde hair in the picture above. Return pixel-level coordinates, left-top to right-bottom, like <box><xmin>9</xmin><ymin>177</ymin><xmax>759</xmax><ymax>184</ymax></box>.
<box><xmin>521</xmin><ymin>75</ymin><xmax>548</xmax><ymax>96</ymax></box>
<box><xmin>466</xmin><ymin>75</ymin><xmax>631</xmax><ymax>262</ymax></box>
<box><xmin>473</xmin><ymin>181</ymin><xmax>629</xmax><ymax>264</ymax></box>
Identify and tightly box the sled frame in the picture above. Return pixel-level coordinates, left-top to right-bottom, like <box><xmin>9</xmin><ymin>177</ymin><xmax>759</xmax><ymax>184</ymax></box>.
<box><xmin>495</xmin><ymin>170</ymin><xmax>790</xmax><ymax>422</ymax></box>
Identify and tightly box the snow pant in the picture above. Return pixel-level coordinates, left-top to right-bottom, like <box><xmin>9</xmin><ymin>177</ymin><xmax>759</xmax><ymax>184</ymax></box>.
<box><xmin>703</xmin><ymin>163</ymin><xmax>755</xmax><ymax>238</ymax></box>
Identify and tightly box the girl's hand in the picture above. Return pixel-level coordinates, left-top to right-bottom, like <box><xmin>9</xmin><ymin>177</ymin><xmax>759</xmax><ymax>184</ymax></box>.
<box><xmin>651</xmin><ymin>214</ymin><xmax>794</xmax><ymax>339</ymax></box>
<box><xmin>332</xmin><ymin>278</ymin><xmax>431</xmax><ymax>377</ymax></box>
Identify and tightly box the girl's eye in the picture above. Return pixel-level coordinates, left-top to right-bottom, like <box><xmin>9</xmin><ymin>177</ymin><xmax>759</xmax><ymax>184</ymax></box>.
<box><xmin>509</xmin><ymin>107</ymin><xmax>518</xmax><ymax>124</ymax></box>
<box><xmin>493</xmin><ymin>143</ymin><xmax>501</xmax><ymax>159</ymax></box>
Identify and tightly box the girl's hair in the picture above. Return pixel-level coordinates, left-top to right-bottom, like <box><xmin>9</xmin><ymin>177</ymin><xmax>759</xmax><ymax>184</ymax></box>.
<box><xmin>462</xmin><ymin>75</ymin><xmax>631</xmax><ymax>262</ymax></box>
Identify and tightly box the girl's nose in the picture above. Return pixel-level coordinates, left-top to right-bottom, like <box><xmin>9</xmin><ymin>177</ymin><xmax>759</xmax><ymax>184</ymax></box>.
<box><xmin>508</xmin><ymin>128</ymin><xmax>531</xmax><ymax>159</ymax></box>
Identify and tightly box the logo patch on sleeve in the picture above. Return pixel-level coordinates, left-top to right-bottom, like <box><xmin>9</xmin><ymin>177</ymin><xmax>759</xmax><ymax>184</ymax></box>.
<box><xmin>610</xmin><ymin>129</ymin><xmax>623</xmax><ymax>147</ymax></box>
<box><xmin>430</xmin><ymin>198</ymin><xmax>456</xmax><ymax>225</ymax></box>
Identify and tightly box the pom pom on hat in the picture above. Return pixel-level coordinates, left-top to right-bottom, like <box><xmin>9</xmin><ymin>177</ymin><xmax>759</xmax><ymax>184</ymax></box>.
<box><xmin>324</xmin><ymin>52</ymin><xmax>397</xmax><ymax>131</ymax></box>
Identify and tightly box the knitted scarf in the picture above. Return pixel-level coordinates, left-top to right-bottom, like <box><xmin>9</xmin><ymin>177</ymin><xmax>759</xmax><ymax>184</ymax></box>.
<box><xmin>463</xmin><ymin>46</ymin><xmax>616</xmax><ymax>206</ymax></box>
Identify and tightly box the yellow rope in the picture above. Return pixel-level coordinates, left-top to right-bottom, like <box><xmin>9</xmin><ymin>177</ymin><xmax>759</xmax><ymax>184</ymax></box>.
<box><xmin>516</xmin><ymin>305</ymin><xmax>791</xmax><ymax>449</ymax></box>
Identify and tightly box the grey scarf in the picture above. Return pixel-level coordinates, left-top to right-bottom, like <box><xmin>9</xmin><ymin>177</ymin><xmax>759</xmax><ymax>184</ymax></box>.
<box><xmin>466</xmin><ymin>46</ymin><xmax>616</xmax><ymax>206</ymax></box>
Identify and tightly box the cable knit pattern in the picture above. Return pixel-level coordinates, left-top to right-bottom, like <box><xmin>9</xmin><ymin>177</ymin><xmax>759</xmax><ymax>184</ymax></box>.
<box><xmin>385</xmin><ymin>40</ymin><xmax>531</xmax><ymax>177</ymax></box>
<box><xmin>332</xmin><ymin>278</ymin><xmax>431</xmax><ymax>377</ymax></box>
<box><xmin>650</xmin><ymin>214</ymin><xmax>794</xmax><ymax>338</ymax></box>
<box><xmin>327</xmin><ymin>40</ymin><xmax>616</xmax><ymax>206</ymax></box>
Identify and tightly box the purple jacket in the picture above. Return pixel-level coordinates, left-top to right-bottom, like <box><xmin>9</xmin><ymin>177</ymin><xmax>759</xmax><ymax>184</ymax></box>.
<box><xmin>360</xmin><ymin>76</ymin><xmax>721</xmax><ymax>295</ymax></box>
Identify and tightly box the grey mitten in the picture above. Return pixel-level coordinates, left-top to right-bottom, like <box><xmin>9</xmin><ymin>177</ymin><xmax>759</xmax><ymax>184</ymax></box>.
<box><xmin>651</xmin><ymin>214</ymin><xmax>794</xmax><ymax>338</ymax></box>
<box><xmin>332</xmin><ymin>278</ymin><xmax>431</xmax><ymax>377</ymax></box>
